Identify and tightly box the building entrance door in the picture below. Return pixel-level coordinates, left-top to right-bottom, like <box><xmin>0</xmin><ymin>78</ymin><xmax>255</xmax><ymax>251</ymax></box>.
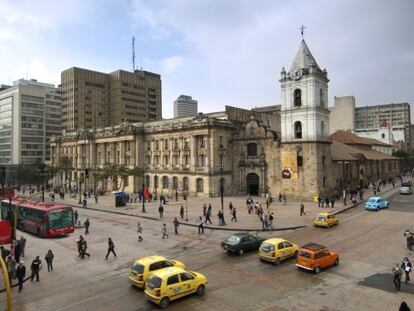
<box><xmin>246</xmin><ymin>173</ymin><xmax>260</xmax><ymax>196</ymax></box>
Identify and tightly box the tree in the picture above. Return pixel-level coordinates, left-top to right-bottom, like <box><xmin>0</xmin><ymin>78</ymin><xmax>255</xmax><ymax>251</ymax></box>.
<box><xmin>57</xmin><ymin>156</ymin><xmax>74</xmax><ymax>189</ymax></box>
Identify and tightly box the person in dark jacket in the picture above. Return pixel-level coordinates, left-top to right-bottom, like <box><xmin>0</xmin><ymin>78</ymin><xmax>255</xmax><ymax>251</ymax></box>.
<box><xmin>158</xmin><ymin>205</ymin><xmax>164</xmax><ymax>218</ymax></box>
<box><xmin>84</xmin><ymin>218</ymin><xmax>90</xmax><ymax>235</ymax></box>
<box><xmin>105</xmin><ymin>238</ymin><xmax>117</xmax><ymax>260</ymax></box>
<box><xmin>179</xmin><ymin>205</ymin><xmax>184</xmax><ymax>220</ymax></box>
<box><xmin>16</xmin><ymin>261</ymin><xmax>26</xmax><ymax>293</ymax></box>
<box><xmin>14</xmin><ymin>240</ymin><xmax>22</xmax><ymax>263</ymax></box>
<box><xmin>400</xmin><ymin>301</ymin><xmax>411</xmax><ymax>311</ymax></box>
<box><xmin>30</xmin><ymin>256</ymin><xmax>42</xmax><ymax>282</ymax></box>
<box><xmin>45</xmin><ymin>250</ymin><xmax>54</xmax><ymax>272</ymax></box>
<box><xmin>74</xmin><ymin>210</ymin><xmax>79</xmax><ymax>225</ymax></box>
<box><xmin>173</xmin><ymin>217</ymin><xmax>179</xmax><ymax>234</ymax></box>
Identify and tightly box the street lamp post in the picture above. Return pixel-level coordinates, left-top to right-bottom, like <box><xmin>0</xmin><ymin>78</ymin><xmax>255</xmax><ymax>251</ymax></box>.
<box><xmin>142</xmin><ymin>167</ymin><xmax>146</xmax><ymax>213</ymax></box>
<box><xmin>78</xmin><ymin>172</ymin><xmax>82</xmax><ymax>205</ymax></box>
<box><xmin>185</xmin><ymin>192</ymin><xmax>188</xmax><ymax>222</ymax></box>
<box><xmin>218</xmin><ymin>147</ymin><xmax>226</xmax><ymax>225</ymax></box>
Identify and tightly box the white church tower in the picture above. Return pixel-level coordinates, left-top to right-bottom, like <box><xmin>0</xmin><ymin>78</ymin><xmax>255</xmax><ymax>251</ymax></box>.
<box><xmin>280</xmin><ymin>39</ymin><xmax>330</xmax><ymax>142</ymax></box>
<box><xmin>279</xmin><ymin>38</ymin><xmax>333</xmax><ymax>200</ymax></box>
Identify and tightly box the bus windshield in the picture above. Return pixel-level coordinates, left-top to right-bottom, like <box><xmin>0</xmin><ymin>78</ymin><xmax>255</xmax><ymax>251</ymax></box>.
<box><xmin>48</xmin><ymin>208</ymin><xmax>73</xmax><ymax>230</ymax></box>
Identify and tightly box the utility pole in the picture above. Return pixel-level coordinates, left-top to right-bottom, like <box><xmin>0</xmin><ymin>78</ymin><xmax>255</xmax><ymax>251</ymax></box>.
<box><xmin>142</xmin><ymin>167</ymin><xmax>146</xmax><ymax>213</ymax></box>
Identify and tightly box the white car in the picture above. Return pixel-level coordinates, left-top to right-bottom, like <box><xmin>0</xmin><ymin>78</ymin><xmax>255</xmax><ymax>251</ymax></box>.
<box><xmin>400</xmin><ymin>182</ymin><xmax>413</xmax><ymax>195</ymax></box>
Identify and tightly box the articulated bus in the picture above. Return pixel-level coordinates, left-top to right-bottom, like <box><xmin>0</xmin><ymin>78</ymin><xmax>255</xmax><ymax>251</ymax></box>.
<box><xmin>0</xmin><ymin>198</ymin><xmax>74</xmax><ymax>238</ymax></box>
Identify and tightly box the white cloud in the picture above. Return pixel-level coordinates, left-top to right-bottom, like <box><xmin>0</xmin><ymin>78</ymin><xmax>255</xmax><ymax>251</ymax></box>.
<box><xmin>160</xmin><ymin>56</ymin><xmax>186</xmax><ymax>74</ymax></box>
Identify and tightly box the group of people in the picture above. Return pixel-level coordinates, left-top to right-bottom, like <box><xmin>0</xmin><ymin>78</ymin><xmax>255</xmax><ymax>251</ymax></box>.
<box><xmin>392</xmin><ymin>229</ymin><xmax>414</xmax><ymax>293</ymax></box>
<box><xmin>1</xmin><ymin>236</ymin><xmax>55</xmax><ymax>293</ymax></box>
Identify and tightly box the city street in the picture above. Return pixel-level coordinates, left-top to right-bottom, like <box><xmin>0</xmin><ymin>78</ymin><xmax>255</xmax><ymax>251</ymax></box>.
<box><xmin>1</xmin><ymin>190</ymin><xmax>414</xmax><ymax>311</ymax></box>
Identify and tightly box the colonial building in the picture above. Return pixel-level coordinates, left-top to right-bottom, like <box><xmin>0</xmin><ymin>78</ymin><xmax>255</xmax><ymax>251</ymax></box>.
<box><xmin>50</xmin><ymin>39</ymin><xmax>400</xmax><ymax>200</ymax></box>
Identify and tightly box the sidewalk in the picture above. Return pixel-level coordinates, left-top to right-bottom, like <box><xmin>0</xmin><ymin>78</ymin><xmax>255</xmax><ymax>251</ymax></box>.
<box><xmin>29</xmin><ymin>181</ymin><xmax>401</xmax><ymax>231</ymax></box>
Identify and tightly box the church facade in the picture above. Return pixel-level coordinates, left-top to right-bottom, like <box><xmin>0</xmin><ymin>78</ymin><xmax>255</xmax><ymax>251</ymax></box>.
<box><xmin>50</xmin><ymin>40</ymin><xmax>400</xmax><ymax>200</ymax></box>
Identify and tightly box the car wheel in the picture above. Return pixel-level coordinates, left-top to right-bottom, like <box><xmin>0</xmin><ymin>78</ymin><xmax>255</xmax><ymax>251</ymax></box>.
<box><xmin>376</xmin><ymin>208</ymin><xmax>379</xmax><ymax>212</ymax></box>
<box><xmin>334</xmin><ymin>258</ymin><xmax>339</xmax><ymax>266</ymax></box>
<box><xmin>196</xmin><ymin>284</ymin><xmax>205</xmax><ymax>296</ymax></box>
<box><xmin>274</xmin><ymin>258</ymin><xmax>281</xmax><ymax>266</ymax></box>
<box><xmin>293</xmin><ymin>251</ymin><xmax>298</xmax><ymax>258</ymax></box>
<box><xmin>238</xmin><ymin>249</ymin><xmax>245</xmax><ymax>256</ymax></box>
<box><xmin>314</xmin><ymin>267</ymin><xmax>320</xmax><ymax>274</ymax></box>
<box><xmin>159</xmin><ymin>297</ymin><xmax>170</xmax><ymax>309</ymax></box>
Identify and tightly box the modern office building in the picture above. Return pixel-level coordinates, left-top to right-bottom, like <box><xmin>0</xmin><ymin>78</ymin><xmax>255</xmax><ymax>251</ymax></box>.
<box><xmin>354</xmin><ymin>103</ymin><xmax>411</xmax><ymax>148</ymax></box>
<box><xmin>61</xmin><ymin>67</ymin><xmax>162</xmax><ymax>131</ymax></box>
<box><xmin>173</xmin><ymin>95</ymin><xmax>198</xmax><ymax>118</ymax></box>
<box><xmin>0</xmin><ymin>79</ymin><xmax>61</xmax><ymax>170</ymax></box>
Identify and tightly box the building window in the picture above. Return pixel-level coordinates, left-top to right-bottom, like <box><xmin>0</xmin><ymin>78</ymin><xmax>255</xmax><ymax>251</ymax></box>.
<box><xmin>183</xmin><ymin>177</ymin><xmax>189</xmax><ymax>191</ymax></box>
<box><xmin>247</xmin><ymin>143</ymin><xmax>257</xmax><ymax>157</ymax></box>
<box><xmin>164</xmin><ymin>139</ymin><xmax>168</xmax><ymax>150</ymax></box>
<box><xmin>173</xmin><ymin>139</ymin><xmax>178</xmax><ymax>150</ymax></box>
<box><xmin>173</xmin><ymin>177</ymin><xmax>178</xmax><ymax>190</ymax></box>
<box><xmin>294</xmin><ymin>121</ymin><xmax>302</xmax><ymax>139</ymax></box>
<box><xmin>184</xmin><ymin>138</ymin><xmax>189</xmax><ymax>149</ymax></box>
<box><xmin>294</xmin><ymin>89</ymin><xmax>302</xmax><ymax>107</ymax></box>
<box><xmin>319</xmin><ymin>88</ymin><xmax>324</xmax><ymax>107</ymax></box>
<box><xmin>196</xmin><ymin>178</ymin><xmax>204</xmax><ymax>193</ymax></box>
<box><xmin>200</xmin><ymin>137</ymin><xmax>206</xmax><ymax>148</ymax></box>
<box><xmin>145</xmin><ymin>175</ymin><xmax>150</xmax><ymax>187</ymax></box>
<box><xmin>184</xmin><ymin>155</ymin><xmax>189</xmax><ymax>166</ymax></box>
<box><xmin>321</xmin><ymin>121</ymin><xmax>325</xmax><ymax>137</ymax></box>
<box><xmin>154</xmin><ymin>175</ymin><xmax>159</xmax><ymax>189</ymax></box>
<box><xmin>219</xmin><ymin>136</ymin><xmax>224</xmax><ymax>148</ymax></box>
<box><xmin>163</xmin><ymin>155</ymin><xmax>169</xmax><ymax>166</ymax></box>
<box><xmin>155</xmin><ymin>140</ymin><xmax>159</xmax><ymax>150</ymax></box>
<box><xmin>162</xmin><ymin>176</ymin><xmax>169</xmax><ymax>189</ymax></box>
<box><xmin>381</xmin><ymin>133</ymin><xmax>385</xmax><ymax>139</ymax></box>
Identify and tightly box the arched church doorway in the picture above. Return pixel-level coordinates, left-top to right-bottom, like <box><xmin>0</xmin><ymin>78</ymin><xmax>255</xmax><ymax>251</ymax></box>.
<box><xmin>246</xmin><ymin>173</ymin><xmax>260</xmax><ymax>196</ymax></box>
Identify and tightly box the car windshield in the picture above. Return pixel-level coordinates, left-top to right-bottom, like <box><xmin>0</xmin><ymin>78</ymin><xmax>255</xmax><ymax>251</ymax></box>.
<box><xmin>298</xmin><ymin>250</ymin><xmax>312</xmax><ymax>259</ymax></box>
<box><xmin>260</xmin><ymin>243</ymin><xmax>275</xmax><ymax>252</ymax></box>
<box><xmin>316</xmin><ymin>216</ymin><xmax>326</xmax><ymax>221</ymax></box>
<box><xmin>131</xmin><ymin>263</ymin><xmax>144</xmax><ymax>274</ymax></box>
<box><xmin>147</xmin><ymin>275</ymin><xmax>162</xmax><ymax>289</ymax></box>
<box><xmin>402</xmin><ymin>183</ymin><xmax>411</xmax><ymax>187</ymax></box>
<box><xmin>225</xmin><ymin>235</ymin><xmax>241</xmax><ymax>245</ymax></box>
<box><xmin>48</xmin><ymin>208</ymin><xmax>73</xmax><ymax>229</ymax></box>
<box><xmin>368</xmin><ymin>198</ymin><xmax>379</xmax><ymax>203</ymax></box>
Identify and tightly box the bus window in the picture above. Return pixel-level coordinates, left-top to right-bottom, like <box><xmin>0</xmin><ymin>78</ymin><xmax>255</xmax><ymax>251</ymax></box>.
<box><xmin>48</xmin><ymin>209</ymin><xmax>73</xmax><ymax>230</ymax></box>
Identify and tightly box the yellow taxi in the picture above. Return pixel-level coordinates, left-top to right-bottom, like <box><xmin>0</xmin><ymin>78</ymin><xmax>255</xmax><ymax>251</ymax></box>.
<box><xmin>313</xmin><ymin>212</ymin><xmax>339</xmax><ymax>228</ymax></box>
<box><xmin>144</xmin><ymin>267</ymin><xmax>207</xmax><ymax>309</ymax></box>
<box><xmin>128</xmin><ymin>255</ymin><xmax>185</xmax><ymax>288</ymax></box>
<box><xmin>258</xmin><ymin>238</ymin><xmax>299</xmax><ymax>265</ymax></box>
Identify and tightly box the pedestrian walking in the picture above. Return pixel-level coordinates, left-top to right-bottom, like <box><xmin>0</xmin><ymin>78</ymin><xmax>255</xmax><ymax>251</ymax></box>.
<box><xmin>229</xmin><ymin>201</ymin><xmax>233</xmax><ymax>212</ymax></box>
<box><xmin>278</xmin><ymin>193</ymin><xmax>282</xmax><ymax>203</ymax></box>
<box><xmin>173</xmin><ymin>217</ymin><xmax>179</xmax><ymax>234</ymax></box>
<box><xmin>30</xmin><ymin>256</ymin><xmax>42</xmax><ymax>282</ymax></box>
<box><xmin>393</xmin><ymin>263</ymin><xmax>403</xmax><ymax>291</ymax></box>
<box><xmin>268</xmin><ymin>212</ymin><xmax>274</xmax><ymax>229</ymax></box>
<box><xmin>196</xmin><ymin>216</ymin><xmax>204</xmax><ymax>234</ymax></box>
<box><xmin>261</xmin><ymin>214</ymin><xmax>267</xmax><ymax>231</ymax></box>
<box><xmin>84</xmin><ymin>218</ymin><xmax>90</xmax><ymax>234</ymax></box>
<box><xmin>180</xmin><ymin>205</ymin><xmax>184</xmax><ymax>220</ymax></box>
<box><xmin>330</xmin><ymin>197</ymin><xmax>335</xmax><ymax>208</ymax></box>
<box><xmin>231</xmin><ymin>207</ymin><xmax>237</xmax><ymax>222</ymax></box>
<box><xmin>317</xmin><ymin>194</ymin><xmax>322</xmax><ymax>207</ymax></box>
<box><xmin>20</xmin><ymin>236</ymin><xmax>26</xmax><ymax>258</ymax></box>
<box><xmin>203</xmin><ymin>203</ymin><xmax>207</xmax><ymax>217</ymax></box>
<box><xmin>94</xmin><ymin>194</ymin><xmax>98</xmax><ymax>203</ymax></box>
<box><xmin>175</xmin><ymin>190</ymin><xmax>178</xmax><ymax>201</ymax></box>
<box><xmin>404</xmin><ymin>229</ymin><xmax>413</xmax><ymax>251</ymax></box>
<box><xmin>105</xmin><ymin>237</ymin><xmax>117</xmax><ymax>260</ymax></box>
<box><xmin>325</xmin><ymin>197</ymin><xmax>330</xmax><ymax>208</ymax></box>
<box><xmin>300</xmin><ymin>202</ymin><xmax>306</xmax><ymax>216</ymax></box>
<box><xmin>217</xmin><ymin>210</ymin><xmax>224</xmax><ymax>226</ymax></box>
<box><xmin>14</xmin><ymin>240</ymin><xmax>22</xmax><ymax>263</ymax></box>
<box><xmin>16</xmin><ymin>261</ymin><xmax>26</xmax><ymax>293</ymax></box>
<box><xmin>158</xmin><ymin>204</ymin><xmax>164</xmax><ymax>218</ymax></box>
<box><xmin>205</xmin><ymin>204</ymin><xmax>212</xmax><ymax>225</ymax></box>
<box><xmin>162</xmin><ymin>223</ymin><xmax>169</xmax><ymax>240</ymax></box>
<box><xmin>74</xmin><ymin>210</ymin><xmax>79</xmax><ymax>225</ymax></box>
<box><xmin>401</xmin><ymin>257</ymin><xmax>412</xmax><ymax>283</ymax></box>
<box><xmin>82</xmin><ymin>198</ymin><xmax>87</xmax><ymax>208</ymax></box>
<box><xmin>45</xmin><ymin>249</ymin><xmax>54</xmax><ymax>272</ymax></box>
<box><xmin>6</xmin><ymin>256</ymin><xmax>16</xmax><ymax>283</ymax></box>
<box><xmin>80</xmin><ymin>237</ymin><xmax>90</xmax><ymax>259</ymax></box>
<box><xmin>137</xmin><ymin>223</ymin><xmax>143</xmax><ymax>242</ymax></box>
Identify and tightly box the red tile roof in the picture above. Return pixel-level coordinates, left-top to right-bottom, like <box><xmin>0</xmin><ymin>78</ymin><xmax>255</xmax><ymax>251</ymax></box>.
<box><xmin>330</xmin><ymin>130</ymin><xmax>392</xmax><ymax>147</ymax></box>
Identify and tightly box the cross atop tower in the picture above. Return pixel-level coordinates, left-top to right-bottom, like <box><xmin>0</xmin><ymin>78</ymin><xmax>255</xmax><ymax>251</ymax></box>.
<box><xmin>300</xmin><ymin>25</ymin><xmax>306</xmax><ymax>38</ymax></box>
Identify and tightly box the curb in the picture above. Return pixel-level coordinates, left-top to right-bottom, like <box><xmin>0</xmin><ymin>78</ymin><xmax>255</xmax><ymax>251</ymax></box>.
<box><xmin>332</xmin><ymin>184</ymin><xmax>400</xmax><ymax>216</ymax></box>
<box><xmin>64</xmin><ymin>203</ymin><xmax>308</xmax><ymax>232</ymax></box>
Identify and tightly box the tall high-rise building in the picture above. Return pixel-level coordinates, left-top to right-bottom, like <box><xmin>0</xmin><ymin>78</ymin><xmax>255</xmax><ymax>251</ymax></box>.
<box><xmin>173</xmin><ymin>95</ymin><xmax>198</xmax><ymax>118</ymax></box>
<box><xmin>0</xmin><ymin>79</ymin><xmax>61</xmax><ymax>167</ymax></box>
<box><xmin>61</xmin><ymin>67</ymin><xmax>162</xmax><ymax>131</ymax></box>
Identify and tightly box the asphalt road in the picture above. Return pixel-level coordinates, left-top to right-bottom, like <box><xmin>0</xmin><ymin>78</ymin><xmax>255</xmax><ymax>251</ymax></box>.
<box><xmin>2</xmin><ymin>191</ymin><xmax>414</xmax><ymax>311</ymax></box>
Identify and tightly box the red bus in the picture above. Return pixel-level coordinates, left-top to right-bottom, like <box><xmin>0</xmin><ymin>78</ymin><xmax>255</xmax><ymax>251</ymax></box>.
<box><xmin>0</xmin><ymin>198</ymin><xmax>74</xmax><ymax>238</ymax></box>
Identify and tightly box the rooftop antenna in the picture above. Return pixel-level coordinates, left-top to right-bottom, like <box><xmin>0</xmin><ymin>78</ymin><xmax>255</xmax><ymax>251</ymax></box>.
<box><xmin>132</xmin><ymin>36</ymin><xmax>136</xmax><ymax>72</ymax></box>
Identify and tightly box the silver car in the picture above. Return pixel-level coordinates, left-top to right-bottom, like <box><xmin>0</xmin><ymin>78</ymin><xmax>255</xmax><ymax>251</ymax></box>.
<box><xmin>400</xmin><ymin>182</ymin><xmax>413</xmax><ymax>195</ymax></box>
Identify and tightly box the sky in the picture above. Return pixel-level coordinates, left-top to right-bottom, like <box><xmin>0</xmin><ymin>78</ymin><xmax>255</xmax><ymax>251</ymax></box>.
<box><xmin>0</xmin><ymin>0</ymin><xmax>413</xmax><ymax>119</ymax></box>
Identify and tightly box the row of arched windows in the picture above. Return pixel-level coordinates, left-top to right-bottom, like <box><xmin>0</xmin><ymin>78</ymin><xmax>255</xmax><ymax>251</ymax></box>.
<box><xmin>293</xmin><ymin>88</ymin><xmax>324</xmax><ymax>107</ymax></box>
<box><xmin>145</xmin><ymin>175</ymin><xmax>205</xmax><ymax>192</ymax></box>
